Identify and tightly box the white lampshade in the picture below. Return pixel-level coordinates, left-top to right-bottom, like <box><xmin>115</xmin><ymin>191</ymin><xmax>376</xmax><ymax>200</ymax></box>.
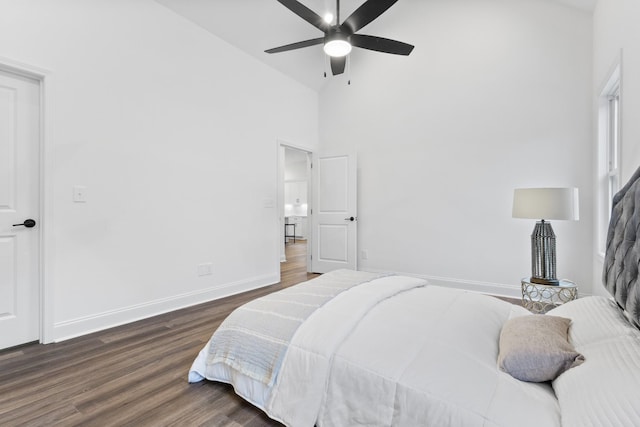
<box><xmin>512</xmin><ymin>188</ymin><xmax>579</xmax><ymax>221</ymax></box>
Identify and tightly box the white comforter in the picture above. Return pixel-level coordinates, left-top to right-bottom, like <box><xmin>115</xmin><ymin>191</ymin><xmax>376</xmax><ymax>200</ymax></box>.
<box><xmin>265</xmin><ymin>276</ymin><xmax>560</xmax><ymax>427</ymax></box>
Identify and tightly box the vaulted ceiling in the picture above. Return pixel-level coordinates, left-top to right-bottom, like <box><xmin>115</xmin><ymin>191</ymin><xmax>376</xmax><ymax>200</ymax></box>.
<box><xmin>155</xmin><ymin>0</ymin><xmax>597</xmax><ymax>91</ymax></box>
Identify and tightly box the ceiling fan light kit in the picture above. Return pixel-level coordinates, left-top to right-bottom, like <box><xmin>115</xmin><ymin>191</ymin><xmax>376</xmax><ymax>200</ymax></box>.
<box><xmin>266</xmin><ymin>0</ymin><xmax>414</xmax><ymax>76</ymax></box>
<box><xmin>324</xmin><ymin>30</ymin><xmax>352</xmax><ymax>57</ymax></box>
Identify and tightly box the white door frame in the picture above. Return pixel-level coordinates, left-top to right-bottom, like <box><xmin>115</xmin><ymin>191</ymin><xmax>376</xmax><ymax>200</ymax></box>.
<box><xmin>276</xmin><ymin>140</ymin><xmax>313</xmax><ymax>274</ymax></box>
<box><xmin>0</xmin><ymin>57</ymin><xmax>54</xmax><ymax>344</ymax></box>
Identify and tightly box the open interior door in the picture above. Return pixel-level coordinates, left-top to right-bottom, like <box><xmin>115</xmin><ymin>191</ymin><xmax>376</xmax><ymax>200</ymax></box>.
<box><xmin>311</xmin><ymin>152</ymin><xmax>357</xmax><ymax>273</ymax></box>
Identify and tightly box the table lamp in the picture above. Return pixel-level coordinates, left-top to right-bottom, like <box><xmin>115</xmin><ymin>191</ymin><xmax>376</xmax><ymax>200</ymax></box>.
<box><xmin>512</xmin><ymin>188</ymin><xmax>579</xmax><ymax>285</ymax></box>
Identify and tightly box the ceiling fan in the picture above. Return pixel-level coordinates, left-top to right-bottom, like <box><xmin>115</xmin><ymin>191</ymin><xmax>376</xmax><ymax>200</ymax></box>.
<box><xmin>265</xmin><ymin>0</ymin><xmax>414</xmax><ymax>76</ymax></box>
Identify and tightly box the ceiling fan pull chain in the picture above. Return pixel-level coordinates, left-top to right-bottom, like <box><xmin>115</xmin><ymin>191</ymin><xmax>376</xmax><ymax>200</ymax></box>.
<box><xmin>323</xmin><ymin>52</ymin><xmax>328</xmax><ymax>78</ymax></box>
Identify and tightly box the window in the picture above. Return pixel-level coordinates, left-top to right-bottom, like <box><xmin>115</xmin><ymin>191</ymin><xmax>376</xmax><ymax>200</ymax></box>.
<box><xmin>597</xmin><ymin>64</ymin><xmax>621</xmax><ymax>256</ymax></box>
<box><xmin>606</xmin><ymin>86</ymin><xmax>620</xmax><ymax>215</ymax></box>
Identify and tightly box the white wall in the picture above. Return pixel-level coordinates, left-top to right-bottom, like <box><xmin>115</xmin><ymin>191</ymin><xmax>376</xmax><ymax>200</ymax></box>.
<box><xmin>0</xmin><ymin>0</ymin><xmax>318</xmax><ymax>340</ymax></box>
<box><xmin>591</xmin><ymin>0</ymin><xmax>640</xmax><ymax>296</ymax></box>
<box><xmin>319</xmin><ymin>0</ymin><xmax>593</xmax><ymax>296</ymax></box>
<box><xmin>284</xmin><ymin>149</ymin><xmax>308</xmax><ymax>181</ymax></box>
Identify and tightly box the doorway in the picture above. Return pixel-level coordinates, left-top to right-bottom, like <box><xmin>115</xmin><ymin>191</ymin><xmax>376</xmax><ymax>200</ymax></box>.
<box><xmin>278</xmin><ymin>143</ymin><xmax>312</xmax><ymax>274</ymax></box>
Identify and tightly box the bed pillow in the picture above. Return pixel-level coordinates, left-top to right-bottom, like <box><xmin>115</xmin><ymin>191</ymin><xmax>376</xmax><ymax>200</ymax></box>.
<box><xmin>497</xmin><ymin>314</ymin><xmax>584</xmax><ymax>382</ymax></box>
<box><xmin>548</xmin><ymin>296</ymin><xmax>640</xmax><ymax>427</ymax></box>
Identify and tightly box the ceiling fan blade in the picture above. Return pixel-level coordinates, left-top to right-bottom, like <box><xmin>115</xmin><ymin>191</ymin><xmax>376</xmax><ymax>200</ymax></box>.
<box><xmin>276</xmin><ymin>0</ymin><xmax>330</xmax><ymax>32</ymax></box>
<box><xmin>351</xmin><ymin>34</ymin><xmax>414</xmax><ymax>55</ymax></box>
<box><xmin>341</xmin><ymin>0</ymin><xmax>398</xmax><ymax>34</ymax></box>
<box><xmin>330</xmin><ymin>56</ymin><xmax>346</xmax><ymax>75</ymax></box>
<box><xmin>265</xmin><ymin>37</ymin><xmax>324</xmax><ymax>54</ymax></box>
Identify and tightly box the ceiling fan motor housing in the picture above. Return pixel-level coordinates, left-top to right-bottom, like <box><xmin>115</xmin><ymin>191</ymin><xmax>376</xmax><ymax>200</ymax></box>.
<box><xmin>326</xmin><ymin>27</ymin><xmax>350</xmax><ymax>42</ymax></box>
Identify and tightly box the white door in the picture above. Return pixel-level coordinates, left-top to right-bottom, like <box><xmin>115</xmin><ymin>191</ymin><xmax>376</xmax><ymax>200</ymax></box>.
<box><xmin>0</xmin><ymin>69</ymin><xmax>40</xmax><ymax>349</ymax></box>
<box><xmin>311</xmin><ymin>152</ymin><xmax>357</xmax><ymax>273</ymax></box>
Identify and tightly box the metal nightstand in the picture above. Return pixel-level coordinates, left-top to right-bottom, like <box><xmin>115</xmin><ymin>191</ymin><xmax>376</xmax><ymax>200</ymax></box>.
<box><xmin>521</xmin><ymin>278</ymin><xmax>578</xmax><ymax>313</ymax></box>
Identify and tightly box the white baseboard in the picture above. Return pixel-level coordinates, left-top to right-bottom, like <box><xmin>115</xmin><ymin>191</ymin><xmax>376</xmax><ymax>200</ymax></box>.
<box><xmin>363</xmin><ymin>268</ymin><xmax>522</xmax><ymax>299</ymax></box>
<box><xmin>52</xmin><ymin>273</ymin><xmax>279</xmax><ymax>342</ymax></box>
<box><xmin>423</xmin><ymin>275</ymin><xmax>521</xmax><ymax>299</ymax></box>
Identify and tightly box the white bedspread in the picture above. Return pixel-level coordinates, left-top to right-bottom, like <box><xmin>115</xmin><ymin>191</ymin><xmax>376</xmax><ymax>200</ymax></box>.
<box><xmin>266</xmin><ymin>278</ymin><xmax>560</xmax><ymax>427</ymax></box>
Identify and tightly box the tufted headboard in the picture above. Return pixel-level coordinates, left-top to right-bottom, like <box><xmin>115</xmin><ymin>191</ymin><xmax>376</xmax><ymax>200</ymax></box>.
<box><xmin>603</xmin><ymin>165</ymin><xmax>640</xmax><ymax>327</ymax></box>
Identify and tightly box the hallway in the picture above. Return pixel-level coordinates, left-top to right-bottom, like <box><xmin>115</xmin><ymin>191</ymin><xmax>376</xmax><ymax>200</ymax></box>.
<box><xmin>281</xmin><ymin>240</ymin><xmax>319</xmax><ymax>286</ymax></box>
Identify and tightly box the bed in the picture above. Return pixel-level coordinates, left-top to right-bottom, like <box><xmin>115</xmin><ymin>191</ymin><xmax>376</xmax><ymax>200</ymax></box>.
<box><xmin>189</xmin><ymin>167</ymin><xmax>640</xmax><ymax>427</ymax></box>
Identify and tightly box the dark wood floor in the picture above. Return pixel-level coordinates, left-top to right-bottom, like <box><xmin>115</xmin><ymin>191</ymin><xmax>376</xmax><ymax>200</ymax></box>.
<box><xmin>0</xmin><ymin>240</ymin><xmax>317</xmax><ymax>427</ymax></box>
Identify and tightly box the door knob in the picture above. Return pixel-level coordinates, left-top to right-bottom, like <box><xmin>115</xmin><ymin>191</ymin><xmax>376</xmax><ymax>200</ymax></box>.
<box><xmin>344</xmin><ymin>216</ymin><xmax>356</xmax><ymax>222</ymax></box>
<box><xmin>13</xmin><ymin>219</ymin><xmax>36</xmax><ymax>228</ymax></box>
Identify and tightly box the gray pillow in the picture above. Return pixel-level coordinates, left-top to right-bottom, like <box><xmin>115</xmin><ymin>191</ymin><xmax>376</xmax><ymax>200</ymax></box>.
<box><xmin>498</xmin><ymin>314</ymin><xmax>585</xmax><ymax>382</ymax></box>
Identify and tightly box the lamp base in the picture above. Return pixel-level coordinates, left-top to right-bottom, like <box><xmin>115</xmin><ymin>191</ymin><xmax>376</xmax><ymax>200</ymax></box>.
<box><xmin>530</xmin><ymin>220</ymin><xmax>560</xmax><ymax>286</ymax></box>
<box><xmin>529</xmin><ymin>276</ymin><xmax>560</xmax><ymax>286</ymax></box>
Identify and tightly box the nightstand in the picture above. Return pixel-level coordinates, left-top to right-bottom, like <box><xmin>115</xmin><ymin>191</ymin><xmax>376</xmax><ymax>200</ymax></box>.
<box><xmin>521</xmin><ymin>278</ymin><xmax>578</xmax><ymax>314</ymax></box>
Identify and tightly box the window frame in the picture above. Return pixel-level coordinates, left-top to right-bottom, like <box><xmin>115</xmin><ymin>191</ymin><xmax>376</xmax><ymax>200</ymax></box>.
<box><xmin>606</xmin><ymin>86</ymin><xmax>620</xmax><ymax>214</ymax></box>
<box><xmin>597</xmin><ymin>63</ymin><xmax>621</xmax><ymax>257</ymax></box>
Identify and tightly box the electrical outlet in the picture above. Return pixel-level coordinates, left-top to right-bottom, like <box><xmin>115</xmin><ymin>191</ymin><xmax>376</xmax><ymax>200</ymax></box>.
<box><xmin>263</xmin><ymin>198</ymin><xmax>275</xmax><ymax>208</ymax></box>
<box><xmin>361</xmin><ymin>250</ymin><xmax>369</xmax><ymax>260</ymax></box>
<box><xmin>197</xmin><ymin>263</ymin><xmax>213</xmax><ymax>276</ymax></box>
<box><xmin>73</xmin><ymin>185</ymin><xmax>87</xmax><ymax>203</ymax></box>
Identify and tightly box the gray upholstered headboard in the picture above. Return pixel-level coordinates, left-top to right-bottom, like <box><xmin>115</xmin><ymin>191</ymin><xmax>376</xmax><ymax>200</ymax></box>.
<box><xmin>603</xmin><ymin>165</ymin><xmax>640</xmax><ymax>327</ymax></box>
